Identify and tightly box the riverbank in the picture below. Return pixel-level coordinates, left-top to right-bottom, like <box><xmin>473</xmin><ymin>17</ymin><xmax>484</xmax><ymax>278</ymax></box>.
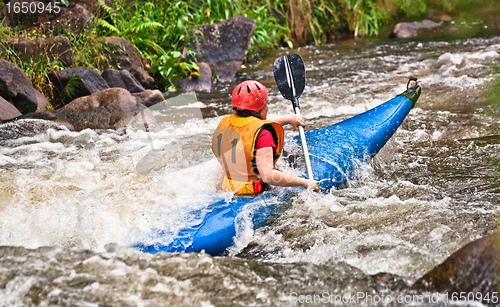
<box><xmin>1</xmin><ymin>0</ymin><xmax>497</xmax><ymax>104</ymax></box>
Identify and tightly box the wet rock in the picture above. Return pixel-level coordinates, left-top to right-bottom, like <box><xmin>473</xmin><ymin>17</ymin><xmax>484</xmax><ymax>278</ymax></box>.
<box><xmin>101</xmin><ymin>69</ymin><xmax>145</xmax><ymax>93</ymax></box>
<box><xmin>132</xmin><ymin>90</ymin><xmax>165</xmax><ymax>107</ymax></box>
<box><xmin>391</xmin><ymin>20</ymin><xmax>443</xmax><ymax>38</ymax></box>
<box><xmin>0</xmin><ymin>60</ymin><xmax>40</xmax><ymax>114</ymax></box>
<box><xmin>190</xmin><ymin>16</ymin><xmax>255</xmax><ymax>80</ymax></box>
<box><xmin>1</xmin><ymin>1</ymin><xmax>93</xmax><ymax>36</ymax></box>
<box><xmin>102</xmin><ymin>36</ymin><xmax>155</xmax><ymax>89</ymax></box>
<box><xmin>48</xmin><ymin>67</ymin><xmax>109</xmax><ymax>107</ymax></box>
<box><xmin>54</xmin><ymin>88</ymin><xmax>145</xmax><ymax>130</ymax></box>
<box><xmin>3</xmin><ymin>35</ymin><xmax>74</xmax><ymax>66</ymax></box>
<box><xmin>178</xmin><ymin>62</ymin><xmax>212</xmax><ymax>92</ymax></box>
<box><xmin>413</xmin><ymin>231</ymin><xmax>500</xmax><ymax>296</ymax></box>
<box><xmin>0</xmin><ymin>118</ymin><xmax>73</xmax><ymax>141</ymax></box>
<box><xmin>13</xmin><ymin>111</ymin><xmax>75</xmax><ymax>131</ymax></box>
<box><xmin>0</xmin><ymin>96</ymin><xmax>21</xmax><ymax>120</ymax></box>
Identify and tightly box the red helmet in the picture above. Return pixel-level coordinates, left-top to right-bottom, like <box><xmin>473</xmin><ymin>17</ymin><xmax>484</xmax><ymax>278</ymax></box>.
<box><xmin>231</xmin><ymin>80</ymin><xmax>268</xmax><ymax>111</ymax></box>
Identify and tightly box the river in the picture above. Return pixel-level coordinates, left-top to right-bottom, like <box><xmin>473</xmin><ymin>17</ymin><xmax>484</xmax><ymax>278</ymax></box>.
<box><xmin>0</xmin><ymin>32</ymin><xmax>499</xmax><ymax>305</ymax></box>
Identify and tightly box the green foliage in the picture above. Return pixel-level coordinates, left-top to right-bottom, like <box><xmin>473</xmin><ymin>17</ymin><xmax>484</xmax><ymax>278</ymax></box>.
<box><xmin>340</xmin><ymin>0</ymin><xmax>387</xmax><ymax>37</ymax></box>
<box><xmin>93</xmin><ymin>0</ymin><xmax>286</xmax><ymax>90</ymax></box>
<box><xmin>394</xmin><ymin>0</ymin><xmax>427</xmax><ymax>19</ymax></box>
<box><xmin>0</xmin><ymin>24</ymin><xmax>59</xmax><ymax>107</ymax></box>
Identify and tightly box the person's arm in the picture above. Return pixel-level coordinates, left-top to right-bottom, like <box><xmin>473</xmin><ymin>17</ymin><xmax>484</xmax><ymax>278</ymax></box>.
<box><xmin>255</xmin><ymin>146</ymin><xmax>318</xmax><ymax>191</ymax></box>
<box><xmin>273</xmin><ymin>114</ymin><xmax>305</xmax><ymax>131</ymax></box>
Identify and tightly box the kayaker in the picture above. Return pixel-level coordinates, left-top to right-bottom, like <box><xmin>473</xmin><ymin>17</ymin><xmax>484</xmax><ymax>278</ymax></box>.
<box><xmin>212</xmin><ymin>80</ymin><xmax>319</xmax><ymax>195</ymax></box>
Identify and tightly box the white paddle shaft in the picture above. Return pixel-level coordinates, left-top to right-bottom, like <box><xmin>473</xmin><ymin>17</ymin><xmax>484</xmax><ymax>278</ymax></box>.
<box><xmin>294</xmin><ymin>106</ymin><xmax>314</xmax><ymax>180</ymax></box>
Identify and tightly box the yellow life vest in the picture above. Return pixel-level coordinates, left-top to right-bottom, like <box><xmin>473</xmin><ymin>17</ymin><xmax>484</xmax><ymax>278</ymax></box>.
<box><xmin>212</xmin><ymin>114</ymin><xmax>284</xmax><ymax>195</ymax></box>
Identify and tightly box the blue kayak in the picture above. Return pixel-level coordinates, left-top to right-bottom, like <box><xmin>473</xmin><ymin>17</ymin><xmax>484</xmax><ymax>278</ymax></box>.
<box><xmin>134</xmin><ymin>86</ymin><xmax>421</xmax><ymax>255</ymax></box>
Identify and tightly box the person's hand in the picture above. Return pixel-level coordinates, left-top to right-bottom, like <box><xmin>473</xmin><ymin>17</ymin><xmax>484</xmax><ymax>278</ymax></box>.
<box><xmin>289</xmin><ymin>114</ymin><xmax>305</xmax><ymax>131</ymax></box>
<box><xmin>303</xmin><ymin>179</ymin><xmax>319</xmax><ymax>192</ymax></box>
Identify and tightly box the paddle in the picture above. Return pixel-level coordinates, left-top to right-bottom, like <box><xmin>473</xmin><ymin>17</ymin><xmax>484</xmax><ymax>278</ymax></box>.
<box><xmin>273</xmin><ymin>53</ymin><xmax>314</xmax><ymax>180</ymax></box>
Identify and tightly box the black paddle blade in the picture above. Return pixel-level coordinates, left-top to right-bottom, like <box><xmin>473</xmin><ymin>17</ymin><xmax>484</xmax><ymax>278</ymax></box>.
<box><xmin>273</xmin><ymin>53</ymin><xmax>306</xmax><ymax>101</ymax></box>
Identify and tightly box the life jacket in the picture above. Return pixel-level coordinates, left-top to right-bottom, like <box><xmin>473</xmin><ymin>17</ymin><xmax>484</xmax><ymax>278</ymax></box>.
<box><xmin>212</xmin><ymin>114</ymin><xmax>284</xmax><ymax>195</ymax></box>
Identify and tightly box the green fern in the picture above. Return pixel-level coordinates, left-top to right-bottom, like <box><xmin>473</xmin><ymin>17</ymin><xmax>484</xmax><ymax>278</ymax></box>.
<box><xmin>94</xmin><ymin>19</ymin><xmax>120</xmax><ymax>34</ymax></box>
<box><xmin>132</xmin><ymin>21</ymin><xmax>164</xmax><ymax>33</ymax></box>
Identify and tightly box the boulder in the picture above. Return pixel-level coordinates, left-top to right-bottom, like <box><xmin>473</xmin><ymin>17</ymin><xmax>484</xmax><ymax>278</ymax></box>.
<box><xmin>391</xmin><ymin>20</ymin><xmax>443</xmax><ymax>39</ymax></box>
<box><xmin>0</xmin><ymin>96</ymin><xmax>21</xmax><ymax>120</ymax></box>
<box><xmin>102</xmin><ymin>36</ymin><xmax>155</xmax><ymax>89</ymax></box>
<box><xmin>178</xmin><ymin>62</ymin><xmax>212</xmax><ymax>92</ymax></box>
<box><xmin>1</xmin><ymin>1</ymin><xmax>93</xmax><ymax>35</ymax></box>
<box><xmin>54</xmin><ymin>88</ymin><xmax>145</xmax><ymax>130</ymax></box>
<box><xmin>50</xmin><ymin>3</ymin><xmax>94</xmax><ymax>35</ymax></box>
<box><xmin>413</xmin><ymin>231</ymin><xmax>500</xmax><ymax>296</ymax></box>
<box><xmin>11</xmin><ymin>111</ymin><xmax>75</xmax><ymax>131</ymax></box>
<box><xmin>101</xmin><ymin>69</ymin><xmax>145</xmax><ymax>93</ymax></box>
<box><xmin>34</xmin><ymin>90</ymin><xmax>49</xmax><ymax>111</ymax></box>
<box><xmin>189</xmin><ymin>16</ymin><xmax>255</xmax><ymax>80</ymax></box>
<box><xmin>3</xmin><ymin>35</ymin><xmax>74</xmax><ymax>66</ymax></box>
<box><xmin>0</xmin><ymin>60</ymin><xmax>40</xmax><ymax>114</ymax></box>
<box><xmin>48</xmin><ymin>67</ymin><xmax>109</xmax><ymax>107</ymax></box>
<box><xmin>72</xmin><ymin>0</ymin><xmax>112</xmax><ymax>15</ymax></box>
<box><xmin>132</xmin><ymin>90</ymin><xmax>165</xmax><ymax>108</ymax></box>
<box><xmin>1</xmin><ymin>0</ymin><xmax>45</xmax><ymax>28</ymax></box>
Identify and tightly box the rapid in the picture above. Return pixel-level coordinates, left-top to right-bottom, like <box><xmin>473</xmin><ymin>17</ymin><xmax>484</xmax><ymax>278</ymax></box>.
<box><xmin>1</xmin><ymin>34</ymin><xmax>499</xmax><ymax>305</ymax></box>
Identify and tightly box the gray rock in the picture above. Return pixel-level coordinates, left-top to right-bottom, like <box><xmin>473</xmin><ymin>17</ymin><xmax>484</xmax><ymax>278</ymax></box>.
<box><xmin>102</xmin><ymin>36</ymin><xmax>155</xmax><ymax>89</ymax></box>
<box><xmin>34</xmin><ymin>90</ymin><xmax>49</xmax><ymax>111</ymax></box>
<box><xmin>51</xmin><ymin>3</ymin><xmax>94</xmax><ymax>35</ymax></box>
<box><xmin>0</xmin><ymin>96</ymin><xmax>21</xmax><ymax>120</ymax></box>
<box><xmin>391</xmin><ymin>20</ymin><xmax>443</xmax><ymax>38</ymax></box>
<box><xmin>3</xmin><ymin>35</ymin><xmax>74</xmax><ymax>66</ymax></box>
<box><xmin>190</xmin><ymin>16</ymin><xmax>255</xmax><ymax>80</ymax></box>
<box><xmin>54</xmin><ymin>88</ymin><xmax>145</xmax><ymax>130</ymax></box>
<box><xmin>132</xmin><ymin>90</ymin><xmax>165</xmax><ymax>107</ymax></box>
<box><xmin>72</xmin><ymin>0</ymin><xmax>112</xmax><ymax>15</ymax></box>
<box><xmin>1</xmin><ymin>1</ymin><xmax>93</xmax><ymax>36</ymax></box>
<box><xmin>13</xmin><ymin>111</ymin><xmax>75</xmax><ymax>131</ymax></box>
<box><xmin>0</xmin><ymin>60</ymin><xmax>40</xmax><ymax>114</ymax></box>
<box><xmin>413</xmin><ymin>231</ymin><xmax>500</xmax><ymax>296</ymax></box>
<box><xmin>178</xmin><ymin>62</ymin><xmax>212</xmax><ymax>92</ymax></box>
<box><xmin>102</xmin><ymin>69</ymin><xmax>145</xmax><ymax>93</ymax></box>
<box><xmin>48</xmin><ymin>67</ymin><xmax>109</xmax><ymax>107</ymax></box>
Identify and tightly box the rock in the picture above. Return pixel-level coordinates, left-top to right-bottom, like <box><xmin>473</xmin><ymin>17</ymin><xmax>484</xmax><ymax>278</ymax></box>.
<box><xmin>413</xmin><ymin>231</ymin><xmax>500</xmax><ymax>296</ymax></box>
<box><xmin>0</xmin><ymin>116</ymin><xmax>74</xmax><ymax>141</ymax></box>
<box><xmin>101</xmin><ymin>69</ymin><xmax>145</xmax><ymax>93</ymax></box>
<box><xmin>3</xmin><ymin>35</ymin><xmax>74</xmax><ymax>66</ymax></box>
<box><xmin>12</xmin><ymin>111</ymin><xmax>75</xmax><ymax>131</ymax></box>
<box><xmin>102</xmin><ymin>36</ymin><xmax>155</xmax><ymax>89</ymax></box>
<box><xmin>54</xmin><ymin>88</ymin><xmax>145</xmax><ymax>130</ymax></box>
<box><xmin>391</xmin><ymin>20</ymin><xmax>443</xmax><ymax>38</ymax></box>
<box><xmin>50</xmin><ymin>3</ymin><xmax>94</xmax><ymax>35</ymax></box>
<box><xmin>0</xmin><ymin>60</ymin><xmax>40</xmax><ymax>114</ymax></box>
<box><xmin>0</xmin><ymin>96</ymin><xmax>21</xmax><ymax>120</ymax></box>
<box><xmin>189</xmin><ymin>16</ymin><xmax>255</xmax><ymax>80</ymax></box>
<box><xmin>1</xmin><ymin>0</ymin><xmax>45</xmax><ymax>28</ymax></box>
<box><xmin>72</xmin><ymin>0</ymin><xmax>112</xmax><ymax>15</ymax></box>
<box><xmin>48</xmin><ymin>67</ymin><xmax>109</xmax><ymax>107</ymax></box>
<box><xmin>34</xmin><ymin>90</ymin><xmax>49</xmax><ymax>111</ymax></box>
<box><xmin>132</xmin><ymin>90</ymin><xmax>165</xmax><ymax>107</ymax></box>
<box><xmin>178</xmin><ymin>62</ymin><xmax>212</xmax><ymax>92</ymax></box>
<box><xmin>1</xmin><ymin>1</ymin><xmax>93</xmax><ymax>36</ymax></box>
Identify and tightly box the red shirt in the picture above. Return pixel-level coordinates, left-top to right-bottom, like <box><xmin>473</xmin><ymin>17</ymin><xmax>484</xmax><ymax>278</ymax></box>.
<box><xmin>255</xmin><ymin>128</ymin><xmax>276</xmax><ymax>151</ymax></box>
